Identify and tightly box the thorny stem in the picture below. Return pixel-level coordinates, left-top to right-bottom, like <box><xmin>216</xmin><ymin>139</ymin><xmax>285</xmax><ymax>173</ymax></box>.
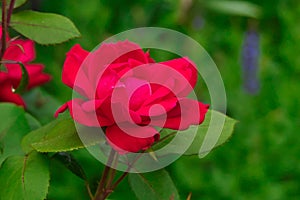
<box><xmin>1</xmin><ymin>0</ymin><xmax>7</xmax><ymax>60</ymax></box>
<box><xmin>93</xmin><ymin>149</ymin><xmax>117</xmax><ymax>200</ymax></box>
<box><xmin>108</xmin><ymin>152</ymin><xmax>144</xmax><ymax>197</ymax></box>
<box><xmin>0</xmin><ymin>0</ymin><xmax>15</xmax><ymax>61</ymax></box>
<box><xmin>7</xmin><ymin>0</ymin><xmax>15</xmax><ymax>25</ymax></box>
<box><xmin>93</xmin><ymin>150</ymin><xmax>144</xmax><ymax>200</ymax></box>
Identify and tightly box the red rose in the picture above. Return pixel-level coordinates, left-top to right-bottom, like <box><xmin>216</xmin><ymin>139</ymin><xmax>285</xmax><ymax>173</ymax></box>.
<box><xmin>0</xmin><ymin>27</ymin><xmax>51</xmax><ymax>106</ymax></box>
<box><xmin>55</xmin><ymin>41</ymin><xmax>209</xmax><ymax>153</ymax></box>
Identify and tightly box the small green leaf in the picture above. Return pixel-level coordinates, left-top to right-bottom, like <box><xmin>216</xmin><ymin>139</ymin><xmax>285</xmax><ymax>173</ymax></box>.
<box><xmin>184</xmin><ymin>110</ymin><xmax>237</xmax><ymax>156</ymax></box>
<box><xmin>128</xmin><ymin>169</ymin><xmax>180</xmax><ymax>200</ymax></box>
<box><xmin>10</xmin><ymin>10</ymin><xmax>80</xmax><ymax>44</ymax></box>
<box><xmin>9</xmin><ymin>0</ymin><xmax>27</xmax><ymax>8</ymax></box>
<box><xmin>22</xmin><ymin>114</ymin><xmax>103</xmax><ymax>153</ymax></box>
<box><xmin>15</xmin><ymin>62</ymin><xmax>29</xmax><ymax>94</ymax></box>
<box><xmin>0</xmin><ymin>0</ymin><xmax>26</xmax><ymax>10</ymax></box>
<box><xmin>204</xmin><ymin>0</ymin><xmax>262</xmax><ymax>18</ymax></box>
<box><xmin>0</xmin><ymin>152</ymin><xmax>50</xmax><ymax>200</ymax></box>
<box><xmin>53</xmin><ymin>152</ymin><xmax>87</xmax><ymax>180</ymax></box>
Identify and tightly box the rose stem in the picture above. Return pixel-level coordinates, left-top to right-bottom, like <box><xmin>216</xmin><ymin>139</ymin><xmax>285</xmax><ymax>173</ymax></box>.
<box><xmin>1</xmin><ymin>0</ymin><xmax>7</xmax><ymax>60</ymax></box>
<box><xmin>106</xmin><ymin>152</ymin><xmax>144</xmax><ymax>199</ymax></box>
<box><xmin>93</xmin><ymin>149</ymin><xmax>117</xmax><ymax>200</ymax></box>
<box><xmin>6</xmin><ymin>0</ymin><xmax>15</xmax><ymax>25</ymax></box>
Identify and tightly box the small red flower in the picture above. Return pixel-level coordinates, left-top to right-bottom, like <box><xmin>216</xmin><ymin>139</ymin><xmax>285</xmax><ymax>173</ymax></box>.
<box><xmin>56</xmin><ymin>41</ymin><xmax>209</xmax><ymax>153</ymax></box>
<box><xmin>0</xmin><ymin>27</ymin><xmax>51</xmax><ymax>106</ymax></box>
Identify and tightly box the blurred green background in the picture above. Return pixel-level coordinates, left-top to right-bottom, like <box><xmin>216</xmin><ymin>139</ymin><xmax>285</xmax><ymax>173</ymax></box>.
<box><xmin>18</xmin><ymin>0</ymin><xmax>300</xmax><ymax>199</ymax></box>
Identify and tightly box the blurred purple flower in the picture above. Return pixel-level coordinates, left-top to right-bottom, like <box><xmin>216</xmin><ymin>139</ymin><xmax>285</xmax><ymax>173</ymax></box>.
<box><xmin>241</xmin><ymin>29</ymin><xmax>260</xmax><ymax>94</ymax></box>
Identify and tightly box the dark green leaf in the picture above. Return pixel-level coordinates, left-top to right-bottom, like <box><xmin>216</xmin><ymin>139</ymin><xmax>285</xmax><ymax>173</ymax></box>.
<box><xmin>0</xmin><ymin>152</ymin><xmax>50</xmax><ymax>200</ymax></box>
<box><xmin>10</xmin><ymin>10</ymin><xmax>80</xmax><ymax>44</ymax></box>
<box><xmin>128</xmin><ymin>169</ymin><xmax>180</xmax><ymax>200</ymax></box>
<box><xmin>53</xmin><ymin>152</ymin><xmax>87</xmax><ymax>180</ymax></box>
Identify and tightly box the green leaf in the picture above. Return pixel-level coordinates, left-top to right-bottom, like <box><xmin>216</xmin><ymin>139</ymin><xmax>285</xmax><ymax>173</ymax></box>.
<box><xmin>0</xmin><ymin>152</ymin><xmax>50</xmax><ymax>200</ymax></box>
<box><xmin>10</xmin><ymin>0</ymin><xmax>27</xmax><ymax>8</ymax></box>
<box><xmin>10</xmin><ymin>10</ymin><xmax>80</xmax><ymax>44</ymax></box>
<box><xmin>128</xmin><ymin>169</ymin><xmax>180</xmax><ymax>200</ymax></box>
<box><xmin>0</xmin><ymin>0</ymin><xmax>26</xmax><ymax>9</ymax></box>
<box><xmin>0</xmin><ymin>103</ymin><xmax>30</xmax><ymax>166</ymax></box>
<box><xmin>53</xmin><ymin>152</ymin><xmax>87</xmax><ymax>180</ymax></box>
<box><xmin>204</xmin><ymin>0</ymin><xmax>262</xmax><ymax>18</ymax></box>
<box><xmin>15</xmin><ymin>63</ymin><xmax>29</xmax><ymax>94</ymax></box>
<box><xmin>25</xmin><ymin>113</ymin><xmax>41</xmax><ymax>130</ymax></box>
<box><xmin>152</xmin><ymin>129</ymin><xmax>176</xmax><ymax>150</ymax></box>
<box><xmin>184</xmin><ymin>110</ymin><xmax>237</xmax><ymax>156</ymax></box>
<box><xmin>0</xmin><ymin>103</ymin><xmax>25</xmax><ymax>136</ymax></box>
<box><xmin>152</xmin><ymin>110</ymin><xmax>236</xmax><ymax>157</ymax></box>
<box><xmin>22</xmin><ymin>114</ymin><xmax>103</xmax><ymax>153</ymax></box>
<box><xmin>23</xmin><ymin>88</ymin><xmax>63</xmax><ymax>124</ymax></box>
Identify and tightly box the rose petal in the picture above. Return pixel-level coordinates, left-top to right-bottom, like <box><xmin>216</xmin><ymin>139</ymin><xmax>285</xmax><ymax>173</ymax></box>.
<box><xmin>4</xmin><ymin>39</ymin><xmax>35</xmax><ymax>63</ymax></box>
<box><xmin>62</xmin><ymin>44</ymin><xmax>89</xmax><ymax>88</ymax></box>
<box><xmin>106</xmin><ymin>124</ymin><xmax>159</xmax><ymax>153</ymax></box>
<box><xmin>87</xmin><ymin>41</ymin><xmax>153</xmax><ymax>84</ymax></box>
<box><xmin>159</xmin><ymin>57</ymin><xmax>198</xmax><ymax>96</ymax></box>
<box><xmin>143</xmin><ymin>98</ymin><xmax>209</xmax><ymax>130</ymax></box>
<box><xmin>0</xmin><ymin>72</ymin><xmax>25</xmax><ymax>106</ymax></box>
<box><xmin>6</xmin><ymin>63</ymin><xmax>51</xmax><ymax>89</ymax></box>
<box><xmin>55</xmin><ymin>99</ymin><xmax>114</xmax><ymax>127</ymax></box>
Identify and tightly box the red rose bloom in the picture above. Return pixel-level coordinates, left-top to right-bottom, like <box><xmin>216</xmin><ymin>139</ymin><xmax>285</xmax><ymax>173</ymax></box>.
<box><xmin>55</xmin><ymin>41</ymin><xmax>208</xmax><ymax>153</ymax></box>
<box><xmin>0</xmin><ymin>27</ymin><xmax>51</xmax><ymax>106</ymax></box>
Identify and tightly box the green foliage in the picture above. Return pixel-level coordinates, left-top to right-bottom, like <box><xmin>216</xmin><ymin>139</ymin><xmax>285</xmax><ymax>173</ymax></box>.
<box><xmin>153</xmin><ymin>110</ymin><xmax>236</xmax><ymax>157</ymax></box>
<box><xmin>10</xmin><ymin>10</ymin><xmax>80</xmax><ymax>45</ymax></box>
<box><xmin>15</xmin><ymin>63</ymin><xmax>29</xmax><ymax>94</ymax></box>
<box><xmin>0</xmin><ymin>103</ymin><xmax>25</xmax><ymax>136</ymax></box>
<box><xmin>204</xmin><ymin>0</ymin><xmax>262</xmax><ymax>18</ymax></box>
<box><xmin>2</xmin><ymin>0</ymin><xmax>27</xmax><ymax>8</ymax></box>
<box><xmin>12</xmin><ymin>0</ymin><xmax>27</xmax><ymax>8</ymax></box>
<box><xmin>22</xmin><ymin>114</ymin><xmax>81</xmax><ymax>153</ymax></box>
<box><xmin>23</xmin><ymin>88</ymin><xmax>63</xmax><ymax>124</ymax></box>
<box><xmin>185</xmin><ymin>110</ymin><xmax>237</xmax><ymax>156</ymax></box>
<box><xmin>128</xmin><ymin>169</ymin><xmax>180</xmax><ymax>200</ymax></box>
<box><xmin>0</xmin><ymin>152</ymin><xmax>50</xmax><ymax>200</ymax></box>
<box><xmin>22</xmin><ymin>113</ymin><xmax>102</xmax><ymax>153</ymax></box>
<box><xmin>3</xmin><ymin>0</ymin><xmax>298</xmax><ymax>199</ymax></box>
<box><xmin>0</xmin><ymin>103</ymin><xmax>29</xmax><ymax>165</ymax></box>
<box><xmin>53</xmin><ymin>152</ymin><xmax>87</xmax><ymax>180</ymax></box>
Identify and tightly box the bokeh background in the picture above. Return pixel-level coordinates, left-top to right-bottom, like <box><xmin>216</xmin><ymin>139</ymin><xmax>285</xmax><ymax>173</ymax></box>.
<box><xmin>17</xmin><ymin>0</ymin><xmax>300</xmax><ymax>199</ymax></box>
